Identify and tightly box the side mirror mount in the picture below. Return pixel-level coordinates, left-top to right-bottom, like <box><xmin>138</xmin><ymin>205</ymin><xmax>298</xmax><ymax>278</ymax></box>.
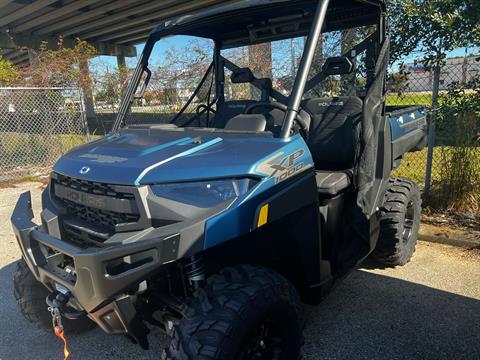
<box><xmin>133</xmin><ymin>67</ymin><xmax>152</xmax><ymax>99</ymax></box>
<box><xmin>323</xmin><ymin>56</ymin><xmax>354</xmax><ymax>76</ymax></box>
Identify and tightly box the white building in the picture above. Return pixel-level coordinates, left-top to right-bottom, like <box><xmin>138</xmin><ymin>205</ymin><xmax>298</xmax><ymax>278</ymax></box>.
<box><xmin>401</xmin><ymin>55</ymin><xmax>480</xmax><ymax>92</ymax></box>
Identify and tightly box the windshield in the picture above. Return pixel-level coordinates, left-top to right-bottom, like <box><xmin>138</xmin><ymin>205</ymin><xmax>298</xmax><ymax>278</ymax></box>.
<box><xmin>123</xmin><ymin>36</ymin><xmax>215</xmax><ymax>128</ymax></box>
<box><xmin>115</xmin><ymin>4</ymin><xmax>382</xmax><ymax>138</ymax></box>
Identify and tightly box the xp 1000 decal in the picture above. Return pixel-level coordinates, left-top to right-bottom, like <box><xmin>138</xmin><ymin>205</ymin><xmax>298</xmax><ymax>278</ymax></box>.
<box><xmin>256</xmin><ymin>149</ymin><xmax>306</xmax><ymax>183</ymax></box>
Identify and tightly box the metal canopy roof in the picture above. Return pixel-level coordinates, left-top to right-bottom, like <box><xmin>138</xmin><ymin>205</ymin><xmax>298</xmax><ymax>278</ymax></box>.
<box><xmin>151</xmin><ymin>0</ymin><xmax>384</xmax><ymax>48</ymax></box>
<box><xmin>0</xmin><ymin>0</ymin><xmax>231</xmax><ymax>66</ymax></box>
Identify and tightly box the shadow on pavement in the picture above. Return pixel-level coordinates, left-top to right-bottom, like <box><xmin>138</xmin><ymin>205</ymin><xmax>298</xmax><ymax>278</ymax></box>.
<box><xmin>304</xmin><ymin>270</ymin><xmax>480</xmax><ymax>360</ymax></box>
<box><xmin>0</xmin><ymin>260</ymin><xmax>478</xmax><ymax>360</ymax></box>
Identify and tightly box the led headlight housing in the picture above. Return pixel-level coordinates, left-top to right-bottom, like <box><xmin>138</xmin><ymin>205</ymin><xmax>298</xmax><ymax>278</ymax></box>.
<box><xmin>150</xmin><ymin>178</ymin><xmax>258</xmax><ymax>208</ymax></box>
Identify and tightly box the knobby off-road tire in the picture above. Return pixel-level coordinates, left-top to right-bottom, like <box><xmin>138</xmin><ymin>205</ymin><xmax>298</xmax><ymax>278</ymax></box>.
<box><xmin>373</xmin><ymin>177</ymin><xmax>422</xmax><ymax>267</ymax></box>
<box><xmin>13</xmin><ymin>259</ymin><xmax>95</xmax><ymax>334</ymax></box>
<box><xmin>163</xmin><ymin>265</ymin><xmax>304</xmax><ymax>359</ymax></box>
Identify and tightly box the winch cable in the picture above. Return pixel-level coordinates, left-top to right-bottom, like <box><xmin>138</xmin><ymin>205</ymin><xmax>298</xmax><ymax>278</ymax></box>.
<box><xmin>54</xmin><ymin>325</ymin><xmax>71</xmax><ymax>360</ymax></box>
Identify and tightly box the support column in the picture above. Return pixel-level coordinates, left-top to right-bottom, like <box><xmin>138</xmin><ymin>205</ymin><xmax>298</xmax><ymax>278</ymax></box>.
<box><xmin>117</xmin><ymin>54</ymin><xmax>128</xmax><ymax>98</ymax></box>
<box><xmin>27</xmin><ymin>49</ymin><xmax>37</xmax><ymax>66</ymax></box>
<box><xmin>116</xmin><ymin>54</ymin><xmax>126</xmax><ymax>69</ymax></box>
<box><xmin>79</xmin><ymin>60</ymin><xmax>95</xmax><ymax>120</ymax></box>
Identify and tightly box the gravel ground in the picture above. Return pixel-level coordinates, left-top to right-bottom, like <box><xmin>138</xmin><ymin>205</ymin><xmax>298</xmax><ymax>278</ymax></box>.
<box><xmin>0</xmin><ymin>182</ymin><xmax>479</xmax><ymax>360</ymax></box>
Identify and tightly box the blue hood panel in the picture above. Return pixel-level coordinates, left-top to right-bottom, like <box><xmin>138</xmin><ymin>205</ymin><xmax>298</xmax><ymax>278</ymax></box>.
<box><xmin>53</xmin><ymin>129</ymin><xmax>303</xmax><ymax>185</ymax></box>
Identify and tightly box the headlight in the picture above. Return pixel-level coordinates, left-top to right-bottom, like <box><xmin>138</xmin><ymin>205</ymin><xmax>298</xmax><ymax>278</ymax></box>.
<box><xmin>150</xmin><ymin>178</ymin><xmax>258</xmax><ymax>208</ymax></box>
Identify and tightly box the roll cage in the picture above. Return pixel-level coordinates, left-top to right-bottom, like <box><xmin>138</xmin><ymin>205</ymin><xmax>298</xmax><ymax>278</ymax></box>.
<box><xmin>112</xmin><ymin>0</ymin><xmax>387</xmax><ymax>138</ymax></box>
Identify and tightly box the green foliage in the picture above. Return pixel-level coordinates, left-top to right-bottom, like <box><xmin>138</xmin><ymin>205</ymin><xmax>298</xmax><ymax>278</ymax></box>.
<box><xmin>0</xmin><ymin>55</ymin><xmax>18</xmax><ymax>85</ymax></box>
<box><xmin>95</xmin><ymin>69</ymin><xmax>122</xmax><ymax>106</ymax></box>
<box><xmin>432</xmin><ymin>78</ymin><xmax>480</xmax><ymax>213</ymax></box>
<box><xmin>388</xmin><ymin>0</ymin><xmax>480</xmax><ymax>65</ymax></box>
<box><xmin>22</xmin><ymin>38</ymin><xmax>96</xmax><ymax>87</ymax></box>
<box><xmin>387</xmin><ymin>72</ymin><xmax>409</xmax><ymax>95</ymax></box>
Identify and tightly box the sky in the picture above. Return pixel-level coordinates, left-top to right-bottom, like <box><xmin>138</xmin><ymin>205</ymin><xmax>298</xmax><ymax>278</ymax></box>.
<box><xmin>90</xmin><ymin>35</ymin><xmax>479</xmax><ymax>75</ymax></box>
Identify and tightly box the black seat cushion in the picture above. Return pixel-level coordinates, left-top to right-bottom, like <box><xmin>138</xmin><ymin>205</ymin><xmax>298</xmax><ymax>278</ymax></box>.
<box><xmin>211</xmin><ymin>100</ymin><xmax>257</xmax><ymax>128</ymax></box>
<box><xmin>303</xmin><ymin>96</ymin><xmax>362</xmax><ymax>171</ymax></box>
<box><xmin>315</xmin><ymin>170</ymin><xmax>351</xmax><ymax>195</ymax></box>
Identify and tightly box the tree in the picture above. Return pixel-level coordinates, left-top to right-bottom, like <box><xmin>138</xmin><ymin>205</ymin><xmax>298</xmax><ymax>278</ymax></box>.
<box><xmin>0</xmin><ymin>55</ymin><xmax>18</xmax><ymax>85</ymax></box>
<box><xmin>388</xmin><ymin>0</ymin><xmax>480</xmax><ymax>66</ymax></box>
<box><xmin>387</xmin><ymin>71</ymin><xmax>409</xmax><ymax>95</ymax></box>
<box><xmin>21</xmin><ymin>38</ymin><xmax>96</xmax><ymax>87</ymax></box>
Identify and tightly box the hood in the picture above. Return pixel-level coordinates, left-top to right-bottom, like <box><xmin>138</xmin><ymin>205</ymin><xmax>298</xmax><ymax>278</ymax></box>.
<box><xmin>53</xmin><ymin>128</ymin><xmax>289</xmax><ymax>185</ymax></box>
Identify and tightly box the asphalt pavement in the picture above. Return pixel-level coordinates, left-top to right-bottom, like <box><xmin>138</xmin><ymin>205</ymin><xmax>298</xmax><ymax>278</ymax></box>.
<box><xmin>0</xmin><ymin>183</ymin><xmax>479</xmax><ymax>360</ymax></box>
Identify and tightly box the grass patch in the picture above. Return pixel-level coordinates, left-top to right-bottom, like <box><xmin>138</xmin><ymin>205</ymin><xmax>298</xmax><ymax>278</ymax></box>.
<box><xmin>386</xmin><ymin>92</ymin><xmax>432</xmax><ymax>106</ymax></box>
<box><xmin>0</xmin><ymin>132</ymin><xmax>94</xmax><ymax>181</ymax></box>
<box><xmin>392</xmin><ymin>147</ymin><xmax>440</xmax><ymax>184</ymax></box>
<box><xmin>395</xmin><ymin>146</ymin><xmax>480</xmax><ymax>215</ymax></box>
<box><xmin>393</xmin><ymin>146</ymin><xmax>480</xmax><ymax>182</ymax></box>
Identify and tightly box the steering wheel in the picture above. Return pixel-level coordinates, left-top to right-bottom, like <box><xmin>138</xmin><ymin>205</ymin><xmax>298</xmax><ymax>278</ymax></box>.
<box><xmin>194</xmin><ymin>103</ymin><xmax>216</xmax><ymax>127</ymax></box>
<box><xmin>244</xmin><ymin>101</ymin><xmax>308</xmax><ymax>133</ymax></box>
<box><xmin>195</xmin><ymin>103</ymin><xmax>216</xmax><ymax>117</ymax></box>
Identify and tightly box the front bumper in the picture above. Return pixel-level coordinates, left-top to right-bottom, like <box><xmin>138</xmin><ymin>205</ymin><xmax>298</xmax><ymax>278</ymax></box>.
<box><xmin>11</xmin><ymin>191</ymin><xmax>181</xmax><ymax>336</ymax></box>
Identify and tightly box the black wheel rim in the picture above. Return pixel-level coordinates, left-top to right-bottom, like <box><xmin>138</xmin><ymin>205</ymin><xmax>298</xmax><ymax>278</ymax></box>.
<box><xmin>236</xmin><ymin>319</ymin><xmax>286</xmax><ymax>360</ymax></box>
<box><xmin>403</xmin><ymin>200</ymin><xmax>415</xmax><ymax>243</ymax></box>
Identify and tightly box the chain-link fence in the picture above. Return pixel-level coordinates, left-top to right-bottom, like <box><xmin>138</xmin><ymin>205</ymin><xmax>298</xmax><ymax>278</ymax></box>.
<box><xmin>2</xmin><ymin>53</ymin><xmax>478</xmax><ymax>198</ymax></box>
<box><xmin>0</xmin><ymin>87</ymin><xmax>89</xmax><ymax>182</ymax></box>
<box><xmin>88</xmin><ymin>51</ymin><xmax>479</xmax><ymax>196</ymax></box>
<box><xmin>389</xmin><ymin>55</ymin><xmax>480</xmax><ymax>194</ymax></box>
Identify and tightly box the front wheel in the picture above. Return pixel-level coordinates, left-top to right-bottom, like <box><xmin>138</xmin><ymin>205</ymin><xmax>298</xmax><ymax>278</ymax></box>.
<box><xmin>163</xmin><ymin>265</ymin><xmax>304</xmax><ymax>359</ymax></box>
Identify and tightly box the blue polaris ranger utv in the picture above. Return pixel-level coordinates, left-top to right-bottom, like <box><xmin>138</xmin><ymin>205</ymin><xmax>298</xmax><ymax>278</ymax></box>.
<box><xmin>12</xmin><ymin>0</ymin><xmax>427</xmax><ymax>358</ymax></box>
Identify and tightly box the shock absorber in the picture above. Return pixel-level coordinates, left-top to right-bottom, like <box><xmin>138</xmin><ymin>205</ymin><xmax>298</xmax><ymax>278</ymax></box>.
<box><xmin>184</xmin><ymin>255</ymin><xmax>206</xmax><ymax>290</ymax></box>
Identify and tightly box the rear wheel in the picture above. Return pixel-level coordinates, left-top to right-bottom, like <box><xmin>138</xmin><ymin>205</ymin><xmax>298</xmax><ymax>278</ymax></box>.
<box><xmin>163</xmin><ymin>265</ymin><xmax>304</xmax><ymax>359</ymax></box>
<box><xmin>13</xmin><ymin>259</ymin><xmax>95</xmax><ymax>334</ymax></box>
<box><xmin>373</xmin><ymin>177</ymin><xmax>422</xmax><ymax>267</ymax></box>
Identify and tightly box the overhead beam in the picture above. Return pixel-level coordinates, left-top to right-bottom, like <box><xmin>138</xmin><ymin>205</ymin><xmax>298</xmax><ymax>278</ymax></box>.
<box><xmin>0</xmin><ymin>30</ymin><xmax>137</xmax><ymax>57</ymax></box>
<box><xmin>117</xmin><ymin>34</ymin><xmax>150</xmax><ymax>45</ymax></box>
<box><xmin>36</xmin><ymin>0</ymin><xmax>149</xmax><ymax>35</ymax></box>
<box><xmin>95</xmin><ymin>22</ymin><xmax>157</xmax><ymax>43</ymax></box>
<box><xmin>12</xmin><ymin>0</ymin><xmax>102</xmax><ymax>32</ymax></box>
<box><xmin>0</xmin><ymin>0</ymin><xmax>58</xmax><ymax>27</ymax></box>
<box><xmin>0</xmin><ymin>0</ymin><xmax>16</xmax><ymax>10</ymax></box>
<box><xmin>60</xmin><ymin>0</ymin><xmax>185</xmax><ymax>38</ymax></box>
<box><xmin>74</xmin><ymin>0</ymin><xmax>233</xmax><ymax>40</ymax></box>
<box><xmin>9</xmin><ymin>53</ymin><xmax>29</xmax><ymax>64</ymax></box>
<box><xmin>3</xmin><ymin>49</ymin><xmax>26</xmax><ymax>61</ymax></box>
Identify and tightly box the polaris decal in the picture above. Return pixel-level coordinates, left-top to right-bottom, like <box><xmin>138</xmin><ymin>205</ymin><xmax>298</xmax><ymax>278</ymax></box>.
<box><xmin>79</xmin><ymin>153</ymin><xmax>128</xmax><ymax>163</ymax></box>
<box><xmin>256</xmin><ymin>149</ymin><xmax>305</xmax><ymax>183</ymax></box>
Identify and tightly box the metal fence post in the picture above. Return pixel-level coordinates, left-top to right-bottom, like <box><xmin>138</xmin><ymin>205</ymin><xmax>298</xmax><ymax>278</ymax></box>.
<box><xmin>424</xmin><ymin>63</ymin><xmax>441</xmax><ymax>195</ymax></box>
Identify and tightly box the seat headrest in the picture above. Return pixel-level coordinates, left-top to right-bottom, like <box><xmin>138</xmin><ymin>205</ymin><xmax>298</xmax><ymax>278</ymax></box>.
<box><xmin>231</xmin><ymin>68</ymin><xmax>254</xmax><ymax>83</ymax></box>
<box><xmin>224</xmin><ymin>114</ymin><xmax>266</xmax><ymax>132</ymax></box>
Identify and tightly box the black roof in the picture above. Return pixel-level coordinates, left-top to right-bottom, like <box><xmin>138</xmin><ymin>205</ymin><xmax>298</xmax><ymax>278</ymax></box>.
<box><xmin>151</xmin><ymin>0</ymin><xmax>385</xmax><ymax>48</ymax></box>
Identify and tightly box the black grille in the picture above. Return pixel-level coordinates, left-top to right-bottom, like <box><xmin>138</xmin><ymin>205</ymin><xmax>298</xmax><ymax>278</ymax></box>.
<box><xmin>53</xmin><ymin>173</ymin><xmax>135</xmax><ymax>200</ymax></box>
<box><xmin>52</xmin><ymin>173</ymin><xmax>139</xmax><ymax>232</ymax></box>
<box><xmin>62</xmin><ymin>199</ymin><xmax>139</xmax><ymax>232</ymax></box>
